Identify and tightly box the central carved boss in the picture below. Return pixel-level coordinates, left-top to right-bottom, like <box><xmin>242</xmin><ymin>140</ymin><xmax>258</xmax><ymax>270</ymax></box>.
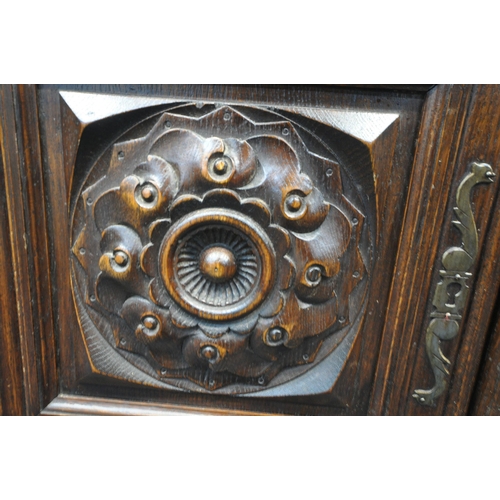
<box><xmin>160</xmin><ymin>208</ymin><xmax>275</xmax><ymax>320</ymax></box>
<box><xmin>71</xmin><ymin>104</ymin><xmax>368</xmax><ymax>392</ymax></box>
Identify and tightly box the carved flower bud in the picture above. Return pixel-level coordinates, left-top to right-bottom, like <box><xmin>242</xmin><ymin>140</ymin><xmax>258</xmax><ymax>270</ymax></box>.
<box><xmin>265</xmin><ymin>327</ymin><xmax>287</xmax><ymax>346</ymax></box>
<box><xmin>283</xmin><ymin>192</ymin><xmax>307</xmax><ymax>219</ymax></box>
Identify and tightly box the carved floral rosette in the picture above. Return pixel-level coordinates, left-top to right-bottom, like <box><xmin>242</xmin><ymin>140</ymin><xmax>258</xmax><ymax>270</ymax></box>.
<box><xmin>71</xmin><ymin>104</ymin><xmax>371</xmax><ymax>394</ymax></box>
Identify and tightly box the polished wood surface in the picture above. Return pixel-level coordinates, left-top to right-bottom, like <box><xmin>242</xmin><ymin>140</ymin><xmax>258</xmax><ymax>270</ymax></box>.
<box><xmin>0</xmin><ymin>85</ymin><xmax>58</xmax><ymax>415</ymax></box>
<box><xmin>1</xmin><ymin>84</ymin><xmax>499</xmax><ymax>415</ymax></box>
<box><xmin>471</xmin><ymin>306</ymin><xmax>500</xmax><ymax>415</ymax></box>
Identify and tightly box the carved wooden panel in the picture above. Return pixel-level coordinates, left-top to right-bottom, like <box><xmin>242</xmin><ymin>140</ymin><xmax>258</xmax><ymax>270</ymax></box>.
<box><xmin>67</xmin><ymin>96</ymin><xmax>382</xmax><ymax>396</ymax></box>
<box><xmin>5</xmin><ymin>84</ymin><xmax>500</xmax><ymax>416</ymax></box>
<box><xmin>4</xmin><ymin>84</ymin><xmax>430</xmax><ymax>415</ymax></box>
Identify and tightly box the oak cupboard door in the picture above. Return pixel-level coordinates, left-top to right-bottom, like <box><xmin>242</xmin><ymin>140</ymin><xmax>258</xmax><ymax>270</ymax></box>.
<box><xmin>1</xmin><ymin>84</ymin><xmax>499</xmax><ymax>415</ymax></box>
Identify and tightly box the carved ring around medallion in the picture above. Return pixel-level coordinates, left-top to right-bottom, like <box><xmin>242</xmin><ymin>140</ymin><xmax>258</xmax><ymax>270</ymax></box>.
<box><xmin>159</xmin><ymin>208</ymin><xmax>275</xmax><ymax>321</ymax></box>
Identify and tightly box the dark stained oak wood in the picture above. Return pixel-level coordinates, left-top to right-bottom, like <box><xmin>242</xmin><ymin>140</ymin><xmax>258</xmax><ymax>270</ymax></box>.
<box><xmin>0</xmin><ymin>84</ymin><xmax>59</xmax><ymax>415</ymax></box>
<box><xmin>1</xmin><ymin>85</ymin><xmax>40</xmax><ymax>415</ymax></box>
<box><xmin>0</xmin><ymin>95</ymin><xmax>25</xmax><ymax>416</ymax></box>
<box><xmin>370</xmin><ymin>85</ymin><xmax>500</xmax><ymax>415</ymax></box>
<box><xmin>53</xmin><ymin>85</ymin><xmax>424</xmax><ymax>413</ymax></box>
<box><xmin>51</xmin><ymin>84</ymin><xmax>435</xmax><ymax>98</ymax></box>
<box><xmin>439</xmin><ymin>86</ymin><xmax>500</xmax><ymax>415</ymax></box>
<box><xmin>331</xmin><ymin>84</ymin><xmax>435</xmax><ymax>93</ymax></box>
<box><xmin>41</xmin><ymin>394</ymin><xmax>270</xmax><ymax>416</ymax></box>
<box><xmin>69</xmin><ymin>102</ymin><xmax>371</xmax><ymax>394</ymax></box>
<box><xmin>15</xmin><ymin>85</ymin><xmax>59</xmax><ymax>410</ymax></box>
<box><xmin>1</xmin><ymin>83</ymin><xmax>499</xmax><ymax>415</ymax></box>
<box><xmin>470</xmin><ymin>306</ymin><xmax>500</xmax><ymax>415</ymax></box>
<box><xmin>370</xmin><ymin>85</ymin><xmax>475</xmax><ymax>415</ymax></box>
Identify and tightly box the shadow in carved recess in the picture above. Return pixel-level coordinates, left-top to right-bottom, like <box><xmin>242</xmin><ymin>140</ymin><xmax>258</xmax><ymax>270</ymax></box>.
<box><xmin>70</xmin><ymin>100</ymin><xmax>376</xmax><ymax>396</ymax></box>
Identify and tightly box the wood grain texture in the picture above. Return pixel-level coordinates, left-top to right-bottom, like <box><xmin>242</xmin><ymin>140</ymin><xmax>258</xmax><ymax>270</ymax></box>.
<box><xmin>41</xmin><ymin>394</ymin><xmax>270</xmax><ymax>416</ymax></box>
<box><xmin>49</xmin><ymin>84</ymin><xmax>435</xmax><ymax>98</ymax></box>
<box><xmin>324</xmin><ymin>89</ymin><xmax>425</xmax><ymax>413</ymax></box>
<box><xmin>4</xmin><ymin>83</ymin><xmax>500</xmax><ymax>415</ymax></box>
<box><xmin>38</xmin><ymin>86</ymin><xmax>88</xmax><ymax>395</ymax></box>
<box><xmin>0</xmin><ymin>85</ymin><xmax>60</xmax><ymax>415</ymax></box>
<box><xmin>69</xmin><ymin>101</ymin><xmax>369</xmax><ymax>394</ymax></box>
<box><xmin>441</xmin><ymin>87</ymin><xmax>500</xmax><ymax>414</ymax></box>
<box><xmin>470</xmin><ymin>305</ymin><xmax>500</xmax><ymax>415</ymax></box>
<box><xmin>0</xmin><ymin>85</ymin><xmax>40</xmax><ymax>414</ymax></box>
<box><xmin>369</xmin><ymin>84</ymin><xmax>474</xmax><ymax>415</ymax></box>
<box><xmin>30</xmin><ymin>85</ymin><xmax>425</xmax><ymax>414</ymax></box>
<box><xmin>370</xmin><ymin>85</ymin><xmax>500</xmax><ymax>415</ymax></box>
<box><xmin>15</xmin><ymin>85</ymin><xmax>59</xmax><ymax>410</ymax></box>
<box><xmin>0</xmin><ymin>89</ymin><xmax>25</xmax><ymax>415</ymax></box>
<box><xmin>42</xmin><ymin>85</ymin><xmax>429</xmax><ymax>110</ymax></box>
<box><xmin>332</xmin><ymin>84</ymin><xmax>435</xmax><ymax>93</ymax></box>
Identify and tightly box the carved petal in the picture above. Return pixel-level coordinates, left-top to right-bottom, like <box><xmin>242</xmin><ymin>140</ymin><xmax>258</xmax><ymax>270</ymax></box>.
<box><xmin>292</xmin><ymin>206</ymin><xmax>351</xmax><ymax>304</ymax></box>
<box><xmin>169</xmin><ymin>302</ymin><xmax>198</xmax><ymax>328</ymax></box>
<box><xmin>171</xmin><ymin>190</ymin><xmax>248</xmax><ymax>222</ymax></box>
<box><xmin>254</xmin><ymin>294</ymin><xmax>338</xmax><ymax>349</ymax></box>
<box><xmin>151</xmin><ymin>129</ymin><xmax>220</xmax><ymax>181</ymax></box>
<box><xmin>221</xmin><ymin>348</ymin><xmax>272</xmax><ymax>378</ymax></box>
<box><xmin>250</xmin><ymin>318</ymin><xmax>288</xmax><ymax>362</ymax></box>
<box><xmin>278</xmin><ymin>256</ymin><xmax>295</xmax><ymax>291</ymax></box>
<box><xmin>218</xmin><ymin>137</ymin><xmax>258</xmax><ymax>188</ymax></box>
<box><xmin>284</xmin><ymin>295</ymin><xmax>338</xmax><ymax>348</ymax></box>
<box><xmin>283</xmin><ymin>187</ymin><xmax>330</xmax><ymax>234</ymax></box>
<box><xmin>181</xmin><ymin>330</ymin><xmax>248</xmax><ymax>373</ymax></box>
<box><xmin>245</xmin><ymin>136</ymin><xmax>329</xmax><ymax>232</ymax></box>
<box><xmin>169</xmin><ymin>194</ymin><xmax>204</xmax><ymax>222</ymax></box>
<box><xmin>149</xmin><ymin>277</ymin><xmax>172</xmax><ymax>308</ymax></box>
<box><xmin>95</xmin><ymin>276</ymin><xmax>130</xmax><ymax>315</ymax></box>
<box><xmin>197</xmin><ymin>309</ymin><xmax>259</xmax><ymax>337</ymax></box>
<box><xmin>266</xmin><ymin>225</ymin><xmax>291</xmax><ymax>258</ymax></box>
<box><xmin>227</xmin><ymin>312</ymin><xmax>260</xmax><ymax>334</ymax></box>
<box><xmin>119</xmin><ymin>296</ymin><xmax>190</xmax><ymax>370</ymax></box>
<box><xmin>97</xmin><ymin>225</ymin><xmax>150</xmax><ymax>299</ymax></box>
<box><xmin>170</xmin><ymin>189</ymin><xmax>272</xmax><ymax>229</ymax></box>
<box><xmin>198</xmin><ymin>322</ymin><xmax>230</xmax><ymax>338</ymax></box>
<box><xmin>247</xmin><ymin>135</ymin><xmax>312</xmax><ymax>192</ymax></box>
<box><xmin>202</xmin><ymin>189</ymin><xmax>244</xmax><ymax>210</ymax></box>
<box><xmin>137</xmin><ymin>155</ymin><xmax>179</xmax><ymax>195</ymax></box>
<box><xmin>93</xmin><ymin>156</ymin><xmax>178</xmax><ymax>234</ymax></box>
<box><xmin>240</xmin><ymin>198</ymin><xmax>271</xmax><ymax>227</ymax></box>
<box><xmin>120</xmin><ymin>296</ymin><xmax>172</xmax><ymax>344</ymax></box>
<box><xmin>150</xmin><ymin>130</ymin><xmax>258</xmax><ymax>193</ymax></box>
<box><xmin>141</xmin><ymin>219</ymin><xmax>171</xmax><ymax>277</ymax></box>
<box><xmin>258</xmin><ymin>290</ymin><xmax>284</xmax><ymax>318</ymax></box>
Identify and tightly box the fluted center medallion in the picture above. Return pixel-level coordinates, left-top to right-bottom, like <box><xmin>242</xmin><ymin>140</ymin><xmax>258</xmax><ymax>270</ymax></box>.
<box><xmin>160</xmin><ymin>208</ymin><xmax>275</xmax><ymax>321</ymax></box>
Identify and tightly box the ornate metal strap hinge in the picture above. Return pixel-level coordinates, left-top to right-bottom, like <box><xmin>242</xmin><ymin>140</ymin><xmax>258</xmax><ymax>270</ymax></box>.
<box><xmin>413</xmin><ymin>162</ymin><xmax>495</xmax><ymax>406</ymax></box>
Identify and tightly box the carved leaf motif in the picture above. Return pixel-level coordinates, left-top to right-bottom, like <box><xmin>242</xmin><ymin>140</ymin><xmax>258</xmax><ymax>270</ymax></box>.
<box><xmin>71</xmin><ymin>103</ymin><xmax>371</xmax><ymax>394</ymax></box>
<box><xmin>245</xmin><ymin>136</ymin><xmax>330</xmax><ymax>233</ymax></box>
<box><xmin>93</xmin><ymin>225</ymin><xmax>151</xmax><ymax>314</ymax></box>
<box><xmin>93</xmin><ymin>156</ymin><xmax>179</xmax><ymax>235</ymax></box>
<box><xmin>292</xmin><ymin>206</ymin><xmax>352</xmax><ymax>304</ymax></box>
<box><xmin>149</xmin><ymin>130</ymin><xmax>258</xmax><ymax>193</ymax></box>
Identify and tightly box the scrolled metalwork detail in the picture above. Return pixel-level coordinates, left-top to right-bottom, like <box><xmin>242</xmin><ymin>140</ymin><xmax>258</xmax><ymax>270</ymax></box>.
<box><xmin>413</xmin><ymin>162</ymin><xmax>495</xmax><ymax>406</ymax></box>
